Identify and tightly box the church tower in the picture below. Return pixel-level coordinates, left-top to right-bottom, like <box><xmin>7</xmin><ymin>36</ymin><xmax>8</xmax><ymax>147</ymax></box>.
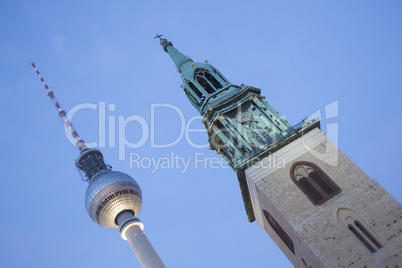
<box><xmin>157</xmin><ymin>36</ymin><xmax>401</xmax><ymax>267</ymax></box>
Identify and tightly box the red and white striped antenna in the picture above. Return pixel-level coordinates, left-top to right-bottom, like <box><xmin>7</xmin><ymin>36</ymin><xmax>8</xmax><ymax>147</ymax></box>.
<box><xmin>32</xmin><ymin>63</ymin><xmax>87</xmax><ymax>151</ymax></box>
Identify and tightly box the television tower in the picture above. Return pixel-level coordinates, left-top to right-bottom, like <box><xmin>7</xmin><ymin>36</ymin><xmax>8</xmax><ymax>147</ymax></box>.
<box><xmin>32</xmin><ymin>63</ymin><xmax>165</xmax><ymax>268</ymax></box>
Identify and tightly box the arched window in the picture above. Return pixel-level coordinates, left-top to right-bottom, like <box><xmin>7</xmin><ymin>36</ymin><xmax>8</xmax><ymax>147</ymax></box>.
<box><xmin>197</xmin><ymin>76</ymin><xmax>215</xmax><ymax>93</ymax></box>
<box><xmin>183</xmin><ymin>88</ymin><xmax>199</xmax><ymax>110</ymax></box>
<box><xmin>194</xmin><ymin>68</ymin><xmax>222</xmax><ymax>93</ymax></box>
<box><xmin>337</xmin><ymin>208</ymin><xmax>384</xmax><ymax>253</ymax></box>
<box><xmin>204</xmin><ymin>71</ymin><xmax>222</xmax><ymax>89</ymax></box>
<box><xmin>290</xmin><ymin>161</ymin><xmax>341</xmax><ymax>205</ymax></box>
<box><xmin>263</xmin><ymin>209</ymin><xmax>295</xmax><ymax>254</ymax></box>
<box><xmin>187</xmin><ymin>81</ymin><xmax>204</xmax><ymax>100</ymax></box>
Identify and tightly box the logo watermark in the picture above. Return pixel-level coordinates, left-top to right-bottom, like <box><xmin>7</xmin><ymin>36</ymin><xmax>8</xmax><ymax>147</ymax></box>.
<box><xmin>65</xmin><ymin>100</ymin><xmax>340</xmax><ymax>172</ymax></box>
<box><xmin>65</xmin><ymin>102</ymin><xmax>208</xmax><ymax>160</ymax></box>
<box><xmin>302</xmin><ymin>100</ymin><xmax>339</xmax><ymax>167</ymax></box>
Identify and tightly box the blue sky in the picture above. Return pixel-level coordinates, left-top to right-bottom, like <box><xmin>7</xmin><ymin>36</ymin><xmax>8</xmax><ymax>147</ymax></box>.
<box><xmin>0</xmin><ymin>1</ymin><xmax>401</xmax><ymax>267</ymax></box>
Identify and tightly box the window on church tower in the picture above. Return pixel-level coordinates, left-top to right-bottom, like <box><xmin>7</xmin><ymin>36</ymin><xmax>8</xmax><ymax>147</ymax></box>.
<box><xmin>194</xmin><ymin>68</ymin><xmax>222</xmax><ymax>93</ymax></box>
<box><xmin>263</xmin><ymin>209</ymin><xmax>295</xmax><ymax>254</ymax></box>
<box><xmin>188</xmin><ymin>81</ymin><xmax>204</xmax><ymax>100</ymax></box>
<box><xmin>183</xmin><ymin>88</ymin><xmax>198</xmax><ymax>107</ymax></box>
<box><xmin>197</xmin><ymin>76</ymin><xmax>215</xmax><ymax>94</ymax></box>
<box><xmin>337</xmin><ymin>208</ymin><xmax>384</xmax><ymax>254</ymax></box>
<box><xmin>204</xmin><ymin>71</ymin><xmax>223</xmax><ymax>89</ymax></box>
<box><xmin>290</xmin><ymin>161</ymin><xmax>341</xmax><ymax>205</ymax></box>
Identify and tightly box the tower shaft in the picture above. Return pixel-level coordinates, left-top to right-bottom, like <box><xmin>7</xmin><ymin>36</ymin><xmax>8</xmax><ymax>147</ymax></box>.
<box><xmin>117</xmin><ymin>211</ymin><xmax>165</xmax><ymax>268</ymax></box>
<box><xmin>127</xmin><ymin>226</ymin><xmax>165</xmax><ymax>268</ymax></box>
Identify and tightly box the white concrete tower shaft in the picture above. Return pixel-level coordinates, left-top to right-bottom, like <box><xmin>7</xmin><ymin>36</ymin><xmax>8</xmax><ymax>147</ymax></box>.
<box><xmin>117</xmin><ymin>211</ymin><xmax>165</xmax><ymax>268</ymax></box>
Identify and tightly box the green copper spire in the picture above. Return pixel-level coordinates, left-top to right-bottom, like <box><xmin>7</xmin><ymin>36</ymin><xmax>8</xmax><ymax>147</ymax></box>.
<box><xmin>158</xmin><ymin>36</ymin><xmax>298</xmax><ymax>167</ymax></box>
<box><xmin>159</xmin><ymin>38</ymin><xmax>192</xmax><ymax>72</ymax></box>
<box><xmin>158</xmin><ymin>36</ymin><xmax>318</xmax><ymax>222</ymax></box>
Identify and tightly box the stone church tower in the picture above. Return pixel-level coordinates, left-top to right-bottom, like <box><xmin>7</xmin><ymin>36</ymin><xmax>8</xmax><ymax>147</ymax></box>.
<box><xmin>157</xmin><ymin>36</ymin><xmax>401</xmax><ymax>267</ymax></box>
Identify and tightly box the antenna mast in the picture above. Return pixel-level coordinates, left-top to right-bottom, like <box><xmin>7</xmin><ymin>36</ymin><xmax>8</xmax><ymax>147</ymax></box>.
<box><xmin>31</xmin><ymin>63</ymin><xmax>86</xmax><ymax>151</ymax></box>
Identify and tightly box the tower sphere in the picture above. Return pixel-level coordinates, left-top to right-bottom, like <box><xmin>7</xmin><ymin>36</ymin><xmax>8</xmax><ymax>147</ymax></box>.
<box><xmin>85</xmin><ymin>171</ymin><xmax>143</xmax><ymax>229</ymax></box>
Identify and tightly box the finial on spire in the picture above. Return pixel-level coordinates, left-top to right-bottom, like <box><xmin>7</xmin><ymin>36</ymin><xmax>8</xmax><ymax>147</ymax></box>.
<box><xmin>156</xmin><ymin>36</ymin><xmax>193</xmax><ymax>72</ymax></box>
<box><xmin>32</xmin><ymin>63</ymin><xmax>87</xmax><ymax>151</ymax></box>
<box><xmin>154</xmin><ymin>34</ymin><xmax>163</xmax><ymax>40</ymax></box>
<box><xmin>155</xmin><ymin>34</ymin><xmax>173</xmax><ymax>52</ymax></box>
